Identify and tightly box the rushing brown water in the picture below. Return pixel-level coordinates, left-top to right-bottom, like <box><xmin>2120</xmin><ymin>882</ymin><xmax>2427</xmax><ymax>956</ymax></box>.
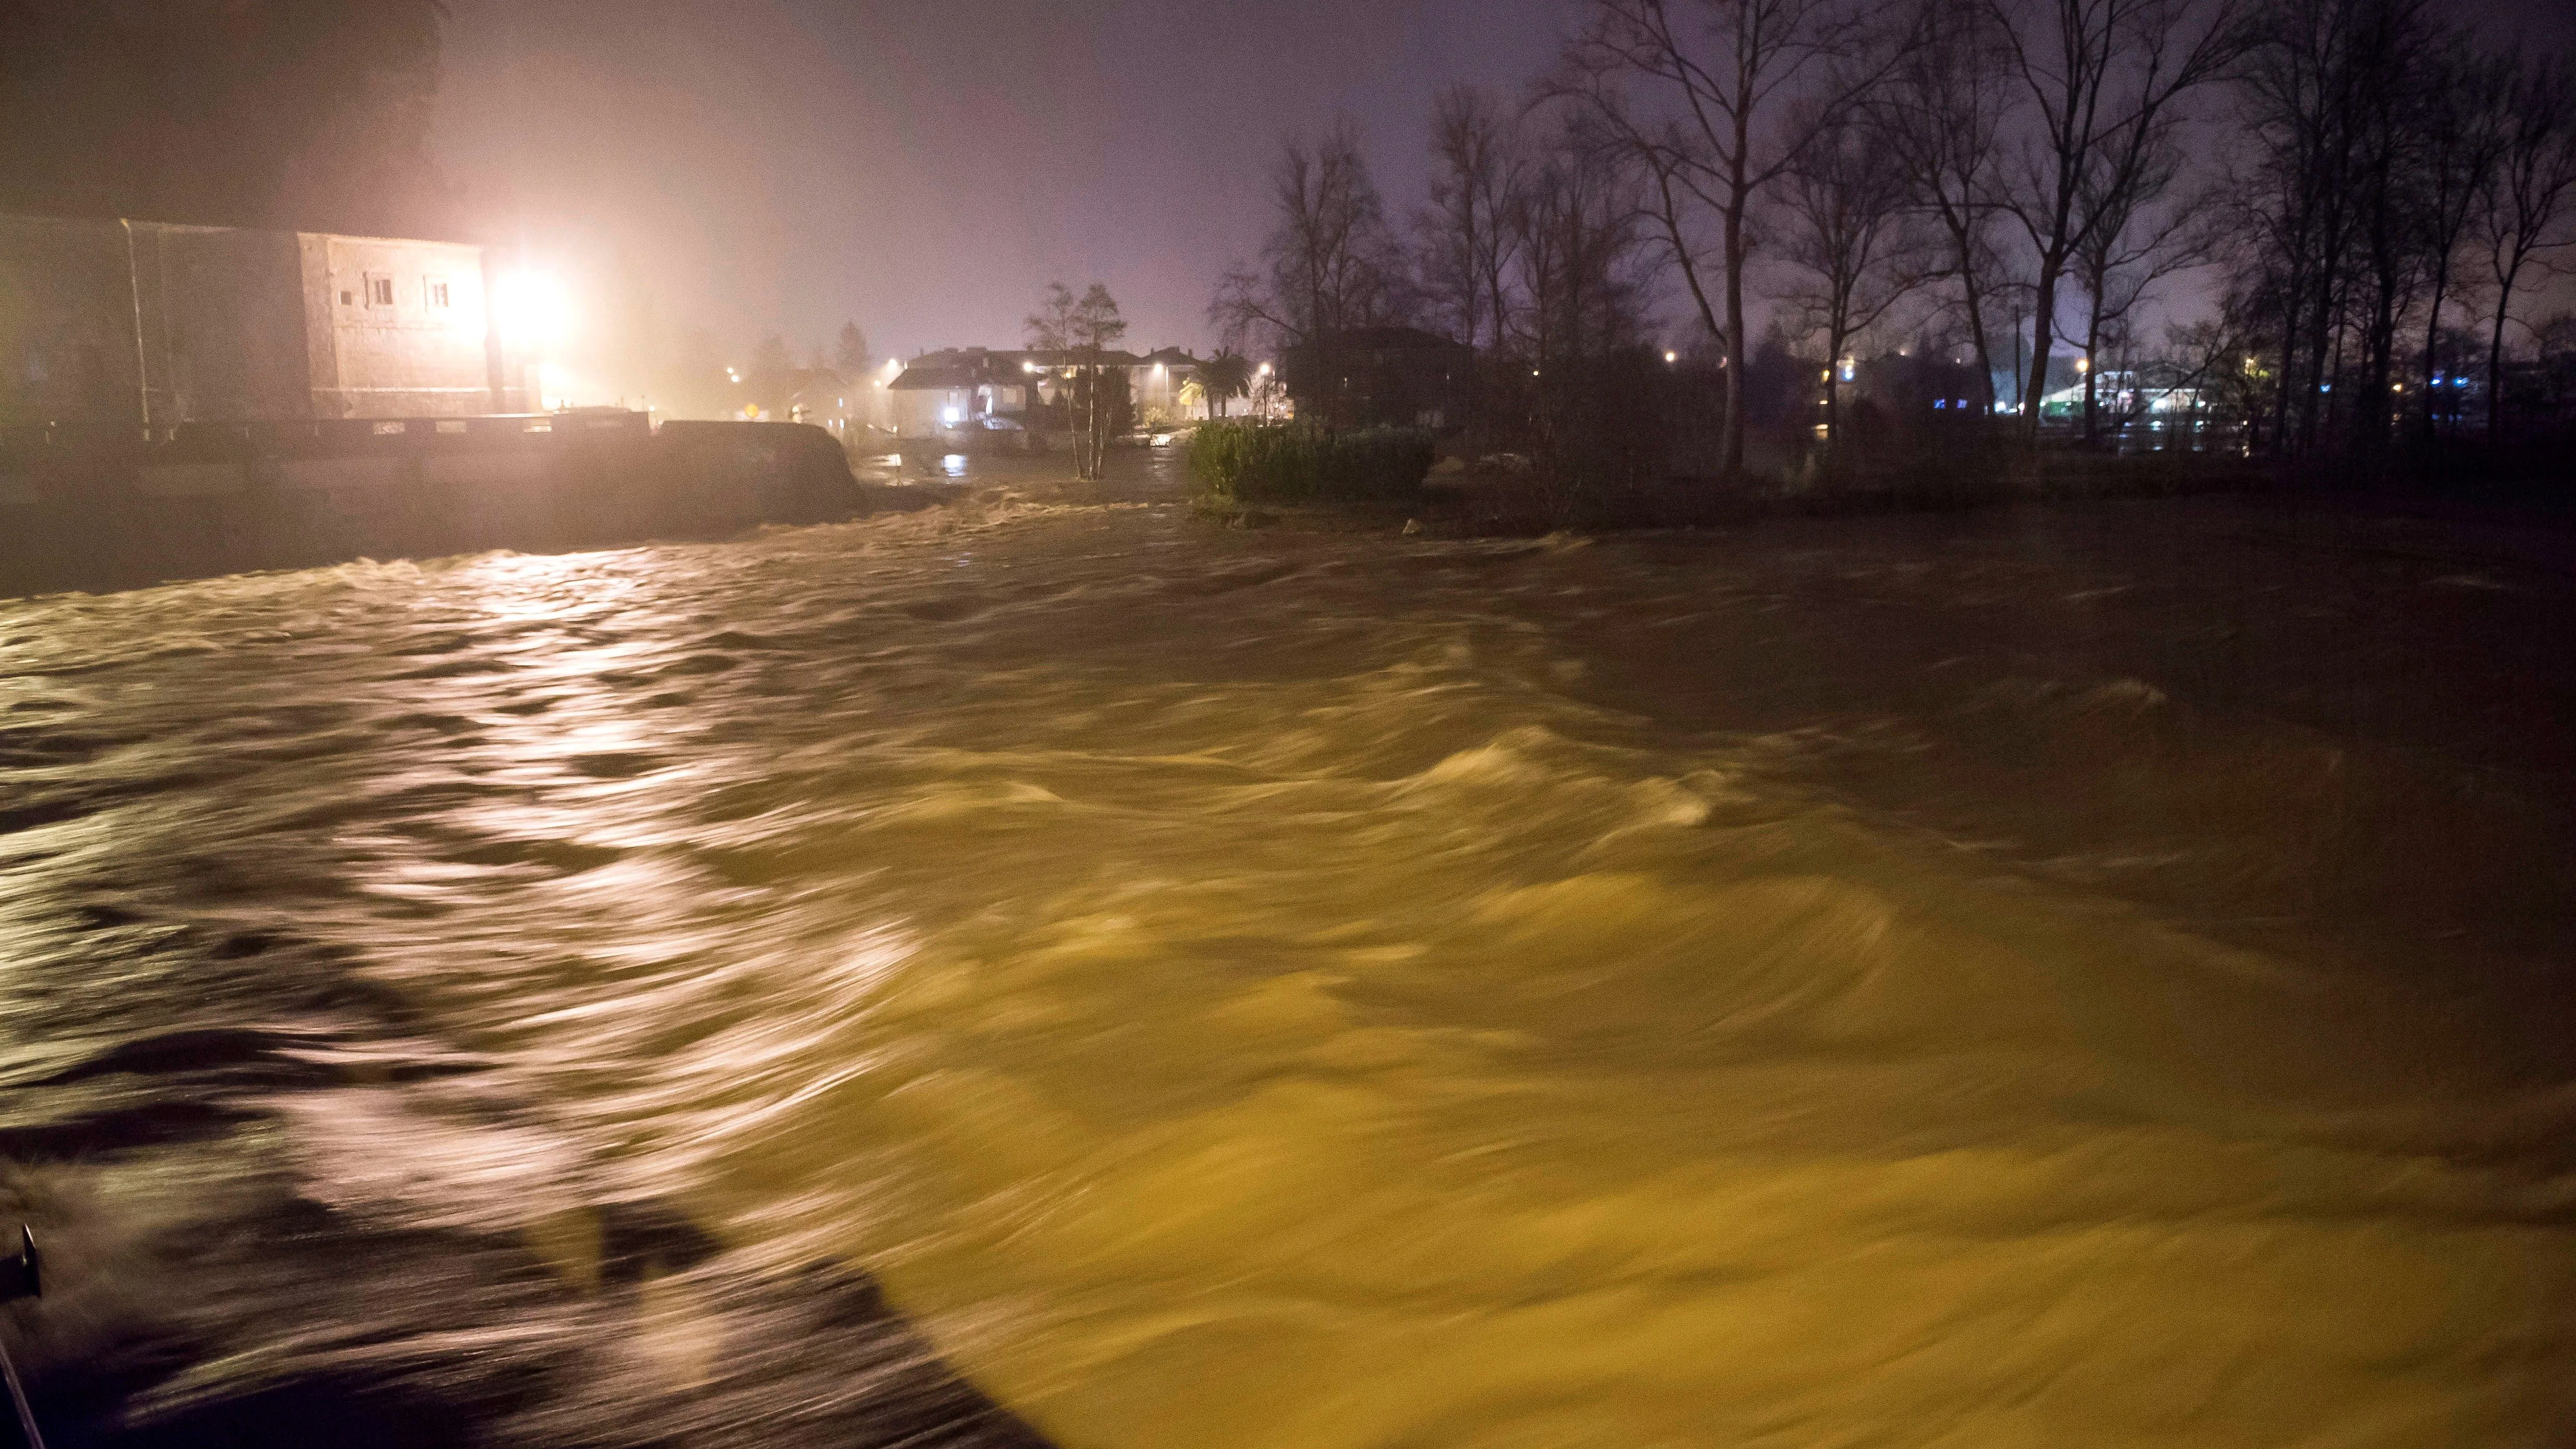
<box><xmin>4</xmin><ymin>455</ymin><xmax>2573</xmax><ymax>1448</ymax></box>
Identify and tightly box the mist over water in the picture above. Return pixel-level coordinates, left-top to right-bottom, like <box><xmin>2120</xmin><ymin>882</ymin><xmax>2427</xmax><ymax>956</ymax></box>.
<box><xmin>3</xmin><ymin>458</ymin><xmax>2572</xmax><ymax>1447</ymax></box>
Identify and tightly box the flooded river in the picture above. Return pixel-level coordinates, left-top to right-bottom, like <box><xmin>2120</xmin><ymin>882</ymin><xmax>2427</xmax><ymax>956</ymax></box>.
<box><xmin>3</xmin><ymin>456</ymin><xmax>2572</xmax><ymax>1447</ymax></box>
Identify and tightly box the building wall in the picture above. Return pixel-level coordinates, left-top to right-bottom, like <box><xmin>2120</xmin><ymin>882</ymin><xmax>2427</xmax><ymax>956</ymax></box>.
<box><xmin>1132</xmin><ymin>363</ymin><xmax>1205</xmax><ymax>425</ymax></box>
<box><xmin>302</xmin><ymin>234</ymin><xmax>494</xmax><ymax>419</ymax></box>
<box><xmin>892</xmin><ymin>387</ymin><xmax>969</xmax><ymax>439</ymax></box>
<box><xmin>130</xmin><ymin>222</ymin><xmax>313</xmax><ymax>424</ymax></box>
<box><xmin>0</xmin><ymin>213</ymin><xmax>499</xmax><ymax>428</ymax></box>
<box><xmin>0</xmin><ymin>215</ymin><xmax>145</xmax><ymax>429</ymax></box>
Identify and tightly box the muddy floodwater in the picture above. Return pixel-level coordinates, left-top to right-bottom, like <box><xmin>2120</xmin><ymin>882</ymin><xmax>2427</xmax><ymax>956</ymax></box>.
<box><xmin>3</xmin><ymin>455</ymin><xmax>2572</xmax><ymax>1448</ymax></box>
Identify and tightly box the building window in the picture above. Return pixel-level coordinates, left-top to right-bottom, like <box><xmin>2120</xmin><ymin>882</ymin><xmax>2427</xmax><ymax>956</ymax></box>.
<box><xmin>365</xmin><ymin>274</ymin><xmax>395</xmax><ymax>308</ymax></box>
<box><xmin>424</xmin><ymin>277</ymin><xmax>451</xmax><ymax>309</ymax></box>
<box><xmin>340</xmin><ymin>290</ymin><xmax>355</xmax><ymax>306</ymax></box>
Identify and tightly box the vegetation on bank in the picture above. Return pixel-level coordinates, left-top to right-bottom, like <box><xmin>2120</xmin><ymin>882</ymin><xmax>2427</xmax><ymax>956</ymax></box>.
<box><xmin>1183</xmin><ymin>442</ymin><xmax>2282</xmax><ymax>538</ymax></box>
<box><xmin>1186</xmin><ymin>422</ymin><xmax>1435</xmax><ymax>504</ymax></box>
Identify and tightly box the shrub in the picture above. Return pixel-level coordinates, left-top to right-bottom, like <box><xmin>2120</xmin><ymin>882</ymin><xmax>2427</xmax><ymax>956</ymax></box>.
<box><xmin>1187</xmin><ymin>422</ymin><xmax>1434</xmax><ymax>503</ymax></box>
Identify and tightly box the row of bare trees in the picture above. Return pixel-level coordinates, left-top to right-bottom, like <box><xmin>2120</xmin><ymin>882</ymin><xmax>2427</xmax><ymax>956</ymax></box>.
<box><xmin>2226</xmin><ymin>0</ymin><xmax>2576</xmax><ymax>453</ymax></box>
<box><xmin>1215</xmin><ymin>0</ymin><xmax>2576</xmax><ymax>481</ymax></box>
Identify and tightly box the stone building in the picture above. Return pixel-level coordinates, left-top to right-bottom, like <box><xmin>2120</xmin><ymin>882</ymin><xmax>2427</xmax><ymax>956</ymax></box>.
<box><xmin>0</xmin><ymin>212</ymin><xmax>527</xmax><ymax>430</ymax></box>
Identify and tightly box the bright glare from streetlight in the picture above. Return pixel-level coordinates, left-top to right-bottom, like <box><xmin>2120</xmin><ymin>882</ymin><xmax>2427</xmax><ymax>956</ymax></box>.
<box><xmin>1664</xmin><ymin>351</ymin><xmax>1678</xmax><ymax>364</ymax></box>
<box><xmin>492</xmin><ymin>271</ymin><xmax>573</xmax><ymax>354</ymax></box>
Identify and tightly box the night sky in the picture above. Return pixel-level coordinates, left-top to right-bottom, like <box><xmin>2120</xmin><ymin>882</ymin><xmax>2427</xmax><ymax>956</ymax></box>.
<box><xmin>434</xmin><ymin>0</ymin><xmax>1568</xmax><ymax>367</ymax></box>
<box><xmin>434</xmin><ymin>0</ymin><xmax>2576</xmax><ymax>375</ymax></box>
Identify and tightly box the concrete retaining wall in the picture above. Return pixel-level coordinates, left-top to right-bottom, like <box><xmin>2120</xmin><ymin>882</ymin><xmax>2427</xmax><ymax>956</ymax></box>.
<box><xmin>0</xmin><ymin>417</ymin><xmax>863</xmax><ymax>597</ymax></box>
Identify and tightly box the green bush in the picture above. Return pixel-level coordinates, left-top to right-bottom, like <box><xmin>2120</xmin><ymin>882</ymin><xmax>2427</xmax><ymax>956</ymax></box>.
<box><xmin>1187</xmin><ymin>422</ymin><xmax>1434</xmax><ymax>503</ymax></box>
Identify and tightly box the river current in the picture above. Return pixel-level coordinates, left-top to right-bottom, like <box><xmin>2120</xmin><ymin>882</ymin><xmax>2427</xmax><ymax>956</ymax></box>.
<box><xmin>3</xmin><ymin>457</ymin><xmax>2572</xmax><ymax>1447</ymax></box>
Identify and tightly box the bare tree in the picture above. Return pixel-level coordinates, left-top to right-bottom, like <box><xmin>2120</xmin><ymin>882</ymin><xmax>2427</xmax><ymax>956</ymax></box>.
<box><xmin>1200</xmin><ymin>120</ymin><xmax>1411</xmax><ymax>422</ymax></box>
<box><xmin>2069</xmin><ymin>166</ymin><xmax>2211</xmax><ymax>443</ymax></box>
<box><xmin>1503</xmin><ymin>122</ymin><xmax>1654</xmax><ymax>472</ymax></box>
<box><xmin>2477</xmin><ymin>60</ymin><xmax>2576</xmax><ymax>443</ymax></box>
<box><xmin>1416</xmin><ymin>86</ymin><xmax>1528</xmax><ymax>353</ymax></box>
<box><xmin>2341</xmin><ymin>0</ymin><xmax>2442</xmax><ymax>451</ymax></box>
<box><xmin>1877</xmin><ymin>0</ymin><xmax>2016</xmax><ymax>412</ymax></box>
<box><xmin>1029</xmin><ymin>282</ymin><xmax>1130</xmax><ymax>480</ymax></box>
<box><xmin>1210</xmin><ymin>119</ymin><xmax>1414</xmax><ymax>426</ymax></box>
<box><xmin>1553</xmin><ymin>0</ymin><xmax>1891</xmax><ymax>478</ymax></box>
<box><xmin>1992</xmin><ymin>0</ymin><xmax>2244</xmax><ymax>437</ymax></box>
<box><xmin>2413</xmin><ymin>42</ymin><xmax>2512</xmax><ymax>441</ymax></box>
<box><xmin>1777</xmin><ymin>106</ymin><xmax>1926</xmax><ymax>443</ymax></box>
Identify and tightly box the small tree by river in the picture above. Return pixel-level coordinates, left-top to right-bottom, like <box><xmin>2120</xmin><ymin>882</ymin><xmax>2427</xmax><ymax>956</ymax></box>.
<box><xmin>1029</xmin><ymin>282</ymin><xmax>1129</xmax><ymax>480</ymax></box>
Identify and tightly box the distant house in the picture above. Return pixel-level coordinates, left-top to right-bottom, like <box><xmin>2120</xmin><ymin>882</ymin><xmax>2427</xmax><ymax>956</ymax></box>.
<box><xmin>2</xmin><ymin>211</ymin><xmax>527</xmax><ymax>429</ymax></box>
<box><xmin>1131</xmin><ymin>347</ymin><xmax>1204</xmax><ymax>428</ymax></box>
<box><xmin>783</xmin><ymin>368</ymin><xmax>852</xmax><ymax>436</ymax></box>
<box><xmin>886</xmin><ymin>353</ymin><xmax>1002</xmax><ymax>440</ymax></box>
<box><xmin>887</xmin><ymin>347</ymin><xmax>1212</xmax><ymax>441</ymax></box>
<box><xmin>1279</xmin><ymin>327</ymin><xmax>1473</xmax><ymax>431</ymax></box>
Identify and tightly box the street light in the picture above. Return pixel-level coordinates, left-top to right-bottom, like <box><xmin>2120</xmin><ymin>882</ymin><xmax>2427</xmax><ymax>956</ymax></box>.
<box><xmin>492</xmin><ymin>271</ymin><xmax>574</xmax><ymax>354</ymax></box>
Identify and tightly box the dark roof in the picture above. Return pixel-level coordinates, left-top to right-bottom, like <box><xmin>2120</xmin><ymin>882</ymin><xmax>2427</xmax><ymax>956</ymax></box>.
<box><xmin>894</xmin><ymin>346</ymin><xmax>1210</xmax><ymax>392</ymax></box>
<box><xmin>889</xmin><ymin>366</ymin><xmax>976</xmax><ymax>391</ymax></box>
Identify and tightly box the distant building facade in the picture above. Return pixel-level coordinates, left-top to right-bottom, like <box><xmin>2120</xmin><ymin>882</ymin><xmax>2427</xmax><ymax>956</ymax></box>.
<box><xmin>1</xmin><ymin>212</ymin><xmax>527</xmax><ymax>430</ymax></box>
<box><xmin>886</xmin><ymin>347</ymin><xmax>1212</xmax><ymax>441</ymax></box>
<box><xmin>1279</xmin><ymin>327</ymin><xmax>1473</xmax><ymax>431</ymax></box>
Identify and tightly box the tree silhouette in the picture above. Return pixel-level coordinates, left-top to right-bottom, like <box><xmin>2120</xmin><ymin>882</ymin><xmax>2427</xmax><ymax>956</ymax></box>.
<box><xmin>835</xmin><ymin>322</ymin><xmax>872</xmax><ymax>377</ymax></box>
<box><xmin>1029</xmin><ymin>282</ymin><xmax>1130</xmax><ymax>479</ymax></box>
<box><xmin>1198</xmin><ymin>350</ymin><xmax>1255</xmax><ymax>419</ymax></box>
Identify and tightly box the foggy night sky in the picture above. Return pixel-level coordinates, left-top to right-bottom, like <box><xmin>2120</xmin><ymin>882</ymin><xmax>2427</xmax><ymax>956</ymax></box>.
<box><xmin>433</xmin><ymin>0</ymin><xmax>2576</xmax><ymax>373</ymax></box>
<box><xmin>434</xmin><ymin>0</ymin><xmax>1567</xmax><ymax>366</ymax></box>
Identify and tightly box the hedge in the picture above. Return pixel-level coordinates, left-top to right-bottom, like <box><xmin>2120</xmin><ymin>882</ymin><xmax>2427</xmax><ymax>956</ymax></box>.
<box><xmin>1186</xmin><ymin>421</ymin><xmax>1435</xmax><ymax>503</ymax></box>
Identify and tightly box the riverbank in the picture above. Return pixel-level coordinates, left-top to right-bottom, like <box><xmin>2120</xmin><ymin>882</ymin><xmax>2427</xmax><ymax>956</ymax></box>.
<box><xmin>1192</xmin><ymin>446</ymin><xmax>2576</xmax><ymax>545</ymax></box>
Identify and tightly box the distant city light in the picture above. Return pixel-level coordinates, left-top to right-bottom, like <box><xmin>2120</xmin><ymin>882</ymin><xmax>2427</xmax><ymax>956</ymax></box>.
<box><xmin>1664</xmin><ymin>351</ymin><xmax>1678</xmax><ymax>364</ymax></box>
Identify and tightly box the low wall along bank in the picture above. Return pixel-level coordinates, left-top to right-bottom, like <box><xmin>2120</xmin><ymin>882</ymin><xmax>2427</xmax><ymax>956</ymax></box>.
<box><xmin>0</xmin><ymin>415</ymin><xmax>864</xmax><ymax>597</ymax></box>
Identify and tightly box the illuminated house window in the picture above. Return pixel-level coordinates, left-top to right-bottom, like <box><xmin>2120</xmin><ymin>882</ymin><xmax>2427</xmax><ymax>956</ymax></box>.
<box><xmin>366</xmin><ymin>274</ymin><xmax>395</xmax><ymax>308</ymax></box>
<box><xmin>424</xmin><ymin>277</ymin><xmax>451</xmax><ymax>309</ymax></box>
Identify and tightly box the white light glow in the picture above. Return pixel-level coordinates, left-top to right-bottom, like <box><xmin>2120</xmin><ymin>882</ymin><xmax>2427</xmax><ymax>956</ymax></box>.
<box><xmin>492</xmin><ymin>271</ymin><xmax>574</xmax><ymax>355</ymax></box>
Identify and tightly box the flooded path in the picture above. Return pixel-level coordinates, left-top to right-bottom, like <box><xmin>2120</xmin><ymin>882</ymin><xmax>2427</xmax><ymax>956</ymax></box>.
<box><xmin>3</xmin><ymin>456</ymin><xmax>2572</xmax><ymax>1447</ymax></box>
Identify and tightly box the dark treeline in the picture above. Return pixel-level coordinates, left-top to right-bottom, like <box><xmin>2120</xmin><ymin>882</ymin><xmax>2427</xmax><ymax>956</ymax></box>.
<box><xmin>1212</xmin><ymin>0</ymin><xmax>2576</xmax><ymax>490</ymax></box>
<box><xmin>0</xmin><ymin>0</ymin><xmax>456</xmax><ymax>239</ymax></box>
